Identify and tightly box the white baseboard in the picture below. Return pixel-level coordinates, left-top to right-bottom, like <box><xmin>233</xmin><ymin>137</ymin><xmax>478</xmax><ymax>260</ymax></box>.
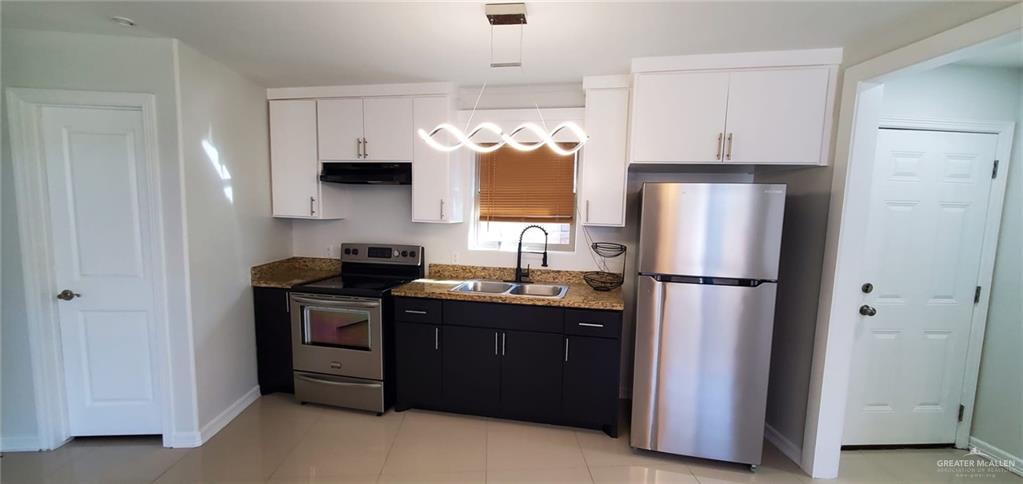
<box><xmin>0</xmin><ymin>434</ymin><xmax>43</xmax><ymax>452</ymax></box>
<box><xmin>164</xmin><ymin>431</ymin><xmax>202</xmax><ymax>448</ymax></box>
<box><xmin>969</xmin><ymin>436</ymin><xmax>1023</xmax><ymax>478</ymax></box>
<box><xmin>197</xmin><ymin>385</ymin><xmax>260</xmax><ymax>444</ymax></box>
<box><xmin>765</xmin><ymin>423</ymin><xmax>803</xmax><ymax>467</ymax></box>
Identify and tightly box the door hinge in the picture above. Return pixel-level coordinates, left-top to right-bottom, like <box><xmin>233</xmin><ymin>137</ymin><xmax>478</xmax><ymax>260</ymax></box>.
<box><xmin>974</xmin><ymin>286</ymin><xmax>982</xmax><ymax>304</ymax></box>
<box><xmin>958</xmin><ymin>404</ymin><xmax>965</xmax><ymax>422</ymax></box>
<box><xmin>992</xmin><ymin>159</ymin><xmax>999</xmax><ymax>179</ymax></box>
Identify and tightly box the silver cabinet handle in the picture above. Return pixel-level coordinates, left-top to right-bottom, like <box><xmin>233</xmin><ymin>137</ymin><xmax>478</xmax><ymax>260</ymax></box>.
<box><xmin>295</xmin><ymin>374</ymin><xmax>382</xmax><ymax>389</ymax></box>
<box><xmin>494</xmin><ymin>332</ymin><xmax>498</xmax><ymax>355</ymax></box>
<box><xmin>716</xmin><ymin>133</ymin><xmax>723</xmax><ymax>160</ymax></box>
<box><xmin>434</xmin><ymin>327</ymin><xmax>439</xmax><ymax>350</ymax></box>
<box><xmin>404</xmin><ymin>309</ymin><xmax>428</xmax><ymax>315</ymax></box>
<box><xmin>725</xmin><ymin>133</ymin><xmax>733</xmax><ymax>160</ymax></box>
<box><xmin>564</xmin><ymin>337</ymin><xmax>569</xmax><ymax>362</ymax></box>
<box><xmin>310</xmin><ymin>196</ymin><xmax>316</xmax><ymax>216</ymax></box>
<box><xmin>440</xmin><ymin>199</ymin><xmax>445</xmax><ymax>220</ymax></box>
<box><xmin>284</xmin><ymin>291</ymin><xmax>290</xmax><ymax>313</ymax></box>
<box><xmin>356</xmin><ymin>138</ymin><xmax>363</xmax><ymax>158</ymax></box>
<box><xmin>578</xmin><ymin>322</ymin><xmax>605</xmax><ymax>328</ymax></box>
<box><xmin>501</xmin><ymin>332</ymin><xmax>506</xmax><ymax>356</ymax></box>
<box><xmin>585</xmin><ymin>200</ymin><xmax>590</xmax><ymax>223</ymax></box>
<box><xmin>362</xmin><ymin>137</ymin><xmax>368</xmax><ymax>158</ymax></box>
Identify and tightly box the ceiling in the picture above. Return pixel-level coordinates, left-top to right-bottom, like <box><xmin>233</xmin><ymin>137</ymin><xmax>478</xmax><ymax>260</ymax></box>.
<box><xmin>3</xmin><ymin>1</ymin><xmax>1016</xmax><ymax>88</ymax></box>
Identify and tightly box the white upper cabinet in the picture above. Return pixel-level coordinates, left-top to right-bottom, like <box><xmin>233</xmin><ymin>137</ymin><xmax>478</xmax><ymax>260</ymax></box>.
<box><xmin>630</xmin><ymin>71</ymin><xmax>730</xmax><ymax>164</ymax></box>
<box><xmin>317</xmin><ymin>98</ymin><xmax>363</xmax><ymax>161</ymax></box>
<box><xmin>317</xmin><ymin>96</ymin><xmax>413</xmax><ymax>162</ymax></box>
<box><xmin>269</xmin><ymin>100</ymin><xmax>348</xmax><ymax>219</ymax></box>
<box><xmin>581</xmin><ymin>77</ymin><xmax>630</xmax><ymax>227</ymax></box>
<box><xmin>363</xmin><ymin>97</ymin><xmax>413</xmax><ymax>161</ymax></box>
<box><xmin>723</xmin><ymin>68</ymin><xmax>830</xmax><ymax>165</ymax></box>
<box><xmin>411</xmin><ymin>96</ymin><xmax>463</xmax><ymax>223</ymax></box>
<box><xmin>629</xmin><ymin>48</ymin><xmax>841</xmax><ymax>165</ymax></box>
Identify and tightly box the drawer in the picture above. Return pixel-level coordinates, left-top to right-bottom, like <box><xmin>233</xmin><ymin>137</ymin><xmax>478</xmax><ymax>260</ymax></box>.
<box><xmin>394</xmin><ymin>297</ymin><xmax>443</xmax><ymax>324</ymax></box>
<box><xmin>443</xmin><ymin>300</ymin><xmax>563</xmax><ymax>333</ymax></box>
<box><xmin>565</xmin><ymin>309</ymin><xmax>621</xmax><ymax>338</ymax></box>
<box><xmin>293</xmin><ymin>371</ymin><xmax>384</xmax><ymax>413</ymax></box>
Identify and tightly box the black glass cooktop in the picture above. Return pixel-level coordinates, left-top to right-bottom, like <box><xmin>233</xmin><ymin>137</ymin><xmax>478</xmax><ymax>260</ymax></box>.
<box><xmin>292</xmin><ymin>275</ymin><xmax>410</xmax><ymax>298</ymax></box>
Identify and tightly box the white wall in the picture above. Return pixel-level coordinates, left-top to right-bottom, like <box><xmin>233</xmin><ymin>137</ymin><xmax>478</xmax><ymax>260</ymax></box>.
<box><xmin>174</xmin><ymin>42</ymin><xmax>292</xmax><ymax>429</ymax></box>
<box><xmin>882</xmin><ymin>64</ymin><xmax>1022</xmax><ymax>455</ymax></box>
<box><xmin>0</xmin><ymin>29</ymin><xmax>198</xmax><ymax>448</ymax></box>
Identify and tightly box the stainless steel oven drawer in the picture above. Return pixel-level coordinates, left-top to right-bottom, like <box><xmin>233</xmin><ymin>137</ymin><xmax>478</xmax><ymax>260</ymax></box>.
<box><xmin>293</xmin><ymin>371</ymin><xmax>385</xmax><ymax>413</ymax></box>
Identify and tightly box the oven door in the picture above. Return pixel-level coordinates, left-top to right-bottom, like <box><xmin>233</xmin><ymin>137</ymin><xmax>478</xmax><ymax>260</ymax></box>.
<box><xmin>290</xmin><ymin>293</ymin><xmax>383</xmax><ymax>380</ymax></box>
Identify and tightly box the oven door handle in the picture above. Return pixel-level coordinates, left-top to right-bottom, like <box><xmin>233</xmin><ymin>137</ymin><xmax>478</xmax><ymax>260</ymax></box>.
<box><xmin>295</xmin><ymin>374</ymin><xmax>383</xmax><ymax>389</ymax></box>
<box><xmin>291</xmin><ymin>296</ymin><xmax>381</xmax><ymax>309</ymax></box>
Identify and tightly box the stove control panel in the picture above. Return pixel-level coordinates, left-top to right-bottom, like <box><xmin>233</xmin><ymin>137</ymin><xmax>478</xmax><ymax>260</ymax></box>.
<box><xmin>341</xmin><ymin>243</ymin><xmax>423</xmax><ymax>266</ymax></box>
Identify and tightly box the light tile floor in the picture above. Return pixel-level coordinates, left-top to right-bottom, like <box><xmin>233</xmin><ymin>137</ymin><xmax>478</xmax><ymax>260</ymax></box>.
<box><xmin>2</xmin><ymin>394</ymin><xmax>1020</xmax><ymax>483</ymax></box>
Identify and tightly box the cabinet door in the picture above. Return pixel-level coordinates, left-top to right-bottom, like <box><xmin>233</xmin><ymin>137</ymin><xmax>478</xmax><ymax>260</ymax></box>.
<box><xmin>724</xmin><ymin>68</ymin><xmax>830</xmax><ymax>165</ymax></box>
<box><xmin>395</xmin><ymin>322</ymin><xmax>443</xmax><ymax>408</ymax></box>
<box><xmin>581</xmin><ymin>88</ymin><xmax>628</xmax><ymax>226</ymax></box>
<box><xmin>363</xmin><ymin>97</ymin><xmax>413</xmax><ymax>162</ymax></box>
<box><xmin>629</xmin><ymin>71</ymin><xmax>729</xmax><ymax>163</ymax></box>
<box><xmin>442</xmin><ymin>326</ymin><xmax>500</xmax><ymax>415</ymax></box>
<box><xmin>411</xmin><ymin>96</ymin><xmax>451</xmax><ymax>223</ymax></box>
<box><xmin>563</xmin><ymin>336</ymin><xmax>619</xmax><ymax>429</ymax></box>
<box><xmin>317</xmin><ymin>98</ymin><xmax>364</xmax><ymax>161</ymax></box>
<box><xmin>269</xmin><ymin>100</ymin><xmax>319</xmax><ymax>218</ymax></box>
<box><xmin>253</xmin><ymin>287</ymin><xmax>293</xmax><ymax>394</ymax></box>
<box><xmin>500</xmin><ymin>330</ymin><xmax>564</xmax><ymax>422</ymax></box>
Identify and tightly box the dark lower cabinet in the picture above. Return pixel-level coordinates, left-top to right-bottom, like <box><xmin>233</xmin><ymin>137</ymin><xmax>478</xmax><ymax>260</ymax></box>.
<box><xmin>442</xmin><ymin>326</ymin><xmax>501</xmax><ymax>415</ymax></box>
<box><xmin>500</xmin><ymin>330</ymin><xmax>564</xmax><ymax>422</ymax></box>
<box><xmin>253</xmin><ymin>287</ymin><xmax>294</xmax><ymax>394</ymax></box>
<box><xmin>394</xmin><ymin>322</ymin><xmax>443</xmax><ymax>409</ymax></box>
<box><xmin>563</xmin><ymin>336</ymin><xmax>621</xmax><ymax>436</ymax></box>
<box><xmin>394</xmin><ymin>297</ymin><xmax>621</xmax><ymax>436</ymax></box>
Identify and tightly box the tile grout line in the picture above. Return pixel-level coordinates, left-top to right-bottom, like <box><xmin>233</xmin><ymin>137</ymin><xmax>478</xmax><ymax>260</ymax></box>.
<box><xmin>148</xmin><ymin>444</ymin><xmax>191</xmax><ymax>483</ymax></box>
<box><xmin>263</xmin><ymin>403</ymin><xmax>328</xmax><ymax>482</ymax></box>
<box><xmin>574</xmin><ymin>431</ymin><xmax>598</xmax><ymax>484</ymax></box>
<box><xmin>376</xmin><ymin>410</ymin><xmax>409</xmax><ymax>482</ymax></box>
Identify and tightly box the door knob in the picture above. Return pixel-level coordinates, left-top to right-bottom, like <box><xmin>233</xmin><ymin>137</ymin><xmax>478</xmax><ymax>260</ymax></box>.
<box><xmin>859</xmin><ymin>305</ymin><xmax>877</xmax><ymax>317</ymax></box>
<box><xmin>861</xmin><ymin>283</ymin><xmax>874</xmax><ymax>294</ymax></box>
<box><xmin>56</xmin><ymin>289</ymin><xmax>81</xmax><ymax>301</ymax></box>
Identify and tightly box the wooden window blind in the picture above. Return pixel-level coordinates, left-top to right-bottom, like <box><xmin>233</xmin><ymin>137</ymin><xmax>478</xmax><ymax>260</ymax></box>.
<box><xmin>478</xmin><ymin>143</ymin><xmax>576</xmax><ymax>223</ymax></box>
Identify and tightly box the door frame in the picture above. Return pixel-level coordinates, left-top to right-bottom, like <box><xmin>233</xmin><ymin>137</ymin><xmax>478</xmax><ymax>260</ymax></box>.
<box><xmin>870</xmin><ymin>116</ymin><xmax>1014</xmax><ymax>448</ymax></box>
<box><xmin>801</xmin><ymin>4</ymin><xmax>1022</xmax><ymax>477</ymax></box>
<box><xmin>6</xmin><ymin>88</ymin><xmax>174</xmax><ymax>449</ymax></box>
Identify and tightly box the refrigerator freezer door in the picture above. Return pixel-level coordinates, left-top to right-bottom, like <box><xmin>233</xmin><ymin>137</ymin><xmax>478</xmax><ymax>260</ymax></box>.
<box><xmin>639</xmin><ymin>183</ymin><xmax>786</xmax><ymax>280</ymax></box>
<box><xmin>631</xmin><ymin>275</ymin><xmax>777</xmax><ymax>465</ymax></box>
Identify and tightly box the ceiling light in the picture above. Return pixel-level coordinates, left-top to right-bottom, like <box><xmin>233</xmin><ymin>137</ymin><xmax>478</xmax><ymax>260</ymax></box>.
<box><xmin>110</xmin><ymin>16</ymin><xmax>136</xmax><ymax>28</ymax></box>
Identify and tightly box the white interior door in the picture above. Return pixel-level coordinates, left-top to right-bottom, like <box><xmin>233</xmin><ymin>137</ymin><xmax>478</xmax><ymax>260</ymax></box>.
<box><xmin>40</xmin><ymin>105</ymin><xmax>162</xmax><ymax>436</ymax></box>
<box><xmin>843</xmin><ymin>128</ymin><xmax>998</xmax><ymax>445</ymax></box>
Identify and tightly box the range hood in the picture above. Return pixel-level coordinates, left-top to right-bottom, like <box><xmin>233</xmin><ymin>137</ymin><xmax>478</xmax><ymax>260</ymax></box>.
<box><xmin>320</xmin><ymin>162</ymin><xmax>411</xmax><ymax>185</ymax></box>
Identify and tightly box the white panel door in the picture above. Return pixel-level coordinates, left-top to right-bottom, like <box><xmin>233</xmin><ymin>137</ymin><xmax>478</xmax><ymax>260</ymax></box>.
<box><xmin>580</xmin><ymin>87</ymin><xmax>628</xmax><ymax>226</ymax></box>
<box><xmin>724</xmin><ymin>68</ymin><xmax>830</xmax><ymax>165</ymax></box>
<box><xmin>270</xmin><ymin>100</ymin><xmax>319</xmax><ymax>218</ymax></box>
<box><xmin>412</xmin><ymin>96</ymin><xmax>451</xmax><ymax>222</ymax></box>
<box><xmin>629</xmin><ymin>71</ymin><xmax>729</xmax><ymax>164</ymax></box>
<box><xmin>317</xmin><ymin>98</ymin><xmax>364</xmax><ymax>161</ymax></box>
<box><xmin>843</xmin><ymin>129</ymin><xmax>998</xmax><ymax>445</ymax></box>
<box><xmin>363</xmin><ymin>97</ymin><xmax>413</xmax><ymax>162</ymax></box>
<box><xmin>40</xmin><ymin>106</ymin><xmax>162</xmax><ymax>436</ymax></box>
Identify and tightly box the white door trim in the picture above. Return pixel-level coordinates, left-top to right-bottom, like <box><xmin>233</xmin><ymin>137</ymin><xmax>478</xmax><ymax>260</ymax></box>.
<box><xmin>6</xmin><ymin>88</ymin><xmax>174</xmax><ymax>450</ymax></box>
<box><xmin>876</xmin><ymin>116</ymin><xmax>1014</xmax><ymax>449</ymax></box>
<box><xmin>801</xmin><ymin>2</ymin><xmax>1022</xmax><ymax>476</ymax></box>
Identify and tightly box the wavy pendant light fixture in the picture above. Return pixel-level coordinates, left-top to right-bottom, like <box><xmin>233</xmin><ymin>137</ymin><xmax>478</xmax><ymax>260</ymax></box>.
<box><xmin>417</xmin><ymin>3</ymin><xmax>589</xmax><ymax>155</ymax></box>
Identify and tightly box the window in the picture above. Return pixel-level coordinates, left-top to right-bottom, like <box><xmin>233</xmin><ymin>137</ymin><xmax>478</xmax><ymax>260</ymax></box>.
<box><xmin>473</xmin><ymin>143</ymin><xmax>577</xmax><ymax>251</ymax></box>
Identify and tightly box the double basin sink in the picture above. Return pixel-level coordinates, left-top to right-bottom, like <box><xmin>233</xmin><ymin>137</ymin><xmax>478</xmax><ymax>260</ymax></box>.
<box><xmin>450</xmin><ymin>280</ymin><xmax>569</xmax><ymax>299</ymax></box>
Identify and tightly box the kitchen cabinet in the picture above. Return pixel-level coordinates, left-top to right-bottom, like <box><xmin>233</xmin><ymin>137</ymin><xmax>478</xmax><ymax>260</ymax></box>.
<box><xmin>442</xmin><ymin>325</ymin><xmax>501</xmax><ymax>415</ymax></box>
<box><xmin>268</xmin><ymin>100</ymin><xmax>349</xmax><ymax>219</ymax></box>
<box><xmin>580</xmin><ymin>77</ymin><xmax>630</xmax><ymax>227</ymax></box>
<box><xmin>629</xmin><ymin>49</ymin><xmax>840</xmax><ymax>165</ymax></box>
<box><xmin>253</xmin><ymin>287</ymin><xmax>293</xmax><ymax>394</ymax></box>
<box><xmin>412</xmin><ymin>96</ymin><xmax>464</xmax><ymax>223</ymax></box>
<box><xmin>394</xmin><ymin>322</ymin><xmax>443</xmax><ymax>409</ymax></box>
<box><xmin>317</xmin><ymin>97</ymin><xmax>413</xmax><ymax>162</ymax></box>
<box><xmin>393</xmin><ymin>297</ymin><xmax>622</xmax><ymax>436</ymax></box>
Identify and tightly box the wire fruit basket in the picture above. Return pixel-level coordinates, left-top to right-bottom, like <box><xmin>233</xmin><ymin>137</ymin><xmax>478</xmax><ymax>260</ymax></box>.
<box><xmin>583</xmin><ymin>242</ymin><xmax>626</xmax><ymax>291</ymax></box>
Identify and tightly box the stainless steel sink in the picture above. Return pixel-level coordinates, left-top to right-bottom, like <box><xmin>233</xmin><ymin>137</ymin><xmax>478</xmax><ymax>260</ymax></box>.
<box><xmin>450</xmin><ymin>280</ymin><xmax>568</xmax><ymax>299</ymax></box>
<box><xmin>508</xmin><ymin>283</ymin><xmax>568</xmax><ymax>298</ymax></box>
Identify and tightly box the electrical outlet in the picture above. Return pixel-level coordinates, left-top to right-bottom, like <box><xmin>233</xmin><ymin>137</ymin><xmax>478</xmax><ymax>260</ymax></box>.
<box><xmin>451</xmin><ymin>251</ymin><xmax>459</xmax><ymax>263</ymax></box>
<box><xmin>326</xmin><ymin>246</ymin><xmax>336</xmax><ymax>257</ymax></box>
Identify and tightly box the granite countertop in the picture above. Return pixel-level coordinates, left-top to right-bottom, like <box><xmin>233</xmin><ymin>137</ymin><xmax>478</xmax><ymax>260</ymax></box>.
<box><xmin>251</xmin><ymin>257</ymin><xmax>340</xmax><ymax>288</ymax></box>
<box><xmin>391</xmin><ymin>264</ymin><xmax>625</xmax><ymax>311</ymax></box>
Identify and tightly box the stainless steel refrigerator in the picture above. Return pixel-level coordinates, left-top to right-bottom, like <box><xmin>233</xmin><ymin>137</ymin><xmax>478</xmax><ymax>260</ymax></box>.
<box><xmin>631</xmin><ymin>183</ymin><xmax>786</xmax><ymax>469</ymax></box>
